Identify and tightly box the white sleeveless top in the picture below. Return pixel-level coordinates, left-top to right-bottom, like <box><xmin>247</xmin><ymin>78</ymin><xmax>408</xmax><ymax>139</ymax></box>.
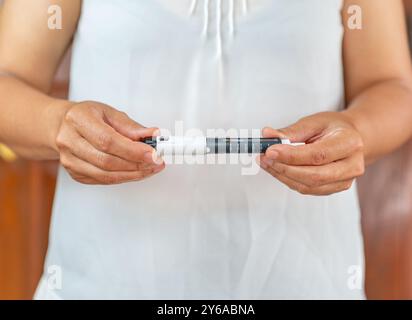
<box><xmin>36</xmin><ymin>0</ymin><xmax>365</xmax><ymax>299</ymax></box>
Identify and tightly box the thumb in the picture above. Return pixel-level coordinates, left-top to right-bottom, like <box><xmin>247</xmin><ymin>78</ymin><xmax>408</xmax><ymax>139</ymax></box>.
<box><xmin>103</xmin><ymin>107</ymin><xmax>157</xmax><ymax>141</ymax></box>
<box><xmin>264</xmin><ymin>116</ymin><xmax>325</xmax><ymax>143</ymax></box>
<box><xmin>262</xmin><ymin>127</ymin><xmax>288</xmax><ymax>139</ymax></box>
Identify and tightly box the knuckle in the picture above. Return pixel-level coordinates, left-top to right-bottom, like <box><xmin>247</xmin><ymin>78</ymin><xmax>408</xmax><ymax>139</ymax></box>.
<box><xmin>284</xmin><ymin>152</ymin><xmax>296</xmax><ymax>164</ymax></box>
<box><xmin>96</xmin><ymin>152</ymin><xmax>112</xmax><ymax>169</ymax></box>
<box><xmin>59</xmin><ymin>154</ymin><xmax>71</xmax><ymax>169</ymax></box>
<box><xmin>296</xmin><ymin>185</ymin><xmax>310</xmax><ymax>195</ymax></box>
<box><xmin>343</xmin><ymin>180</ymin><xmax>353</xmax><ymax>191</ymax></box>
<box><xmin>312</xmin><ymin>150</ymin><xmax>327</xmax><ymax>165</ymax></box>
<box><xmin>97</xmin><ymin>133</ymin><xmax>113</xmax><ymax>152</ymax></box>
<box><xmin>55</xmin><ymin>132</ymin><xmax>67</xmax><ymax>149</ymax></box>
<box><xmin>85</xmin><ymin>102</ymin><xmax>103</xmax><ymax>116</ymax></box>
<box><xmin>308</xmin><ymin>172</ymin><xmax>324</xmax><ymax>187</ymax></box>
<box><xmin>353</xmin><ymin>137</ymin><xmax>364</xmax><ymax>152</ymax></box>
<box><xmin>355</xmin><ymin>163</ymin><xmax>365</xmax><ymax>177</ymax></box>
<box><xmin>275</xmin><ymin>164</ymin><xmax>287</xmax><ymax>175</ymax></box>
<box><xmin>64</xmin><ymin>107</ymin><xmax>79</xmax><ymax>124</ymax></box>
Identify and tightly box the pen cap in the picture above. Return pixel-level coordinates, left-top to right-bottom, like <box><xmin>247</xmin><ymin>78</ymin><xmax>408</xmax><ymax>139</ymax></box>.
<box><xmin>143</xmin><ymin>137</ymin><xmax>157</xmax><ymax>149</ymax></box>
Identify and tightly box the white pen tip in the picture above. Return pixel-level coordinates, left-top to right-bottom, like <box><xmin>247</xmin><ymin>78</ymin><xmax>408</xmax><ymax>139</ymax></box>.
<box><xmin>281</xmin><ymin>139</ymin><xmax>305</xmax><ymax>146</ymax></box>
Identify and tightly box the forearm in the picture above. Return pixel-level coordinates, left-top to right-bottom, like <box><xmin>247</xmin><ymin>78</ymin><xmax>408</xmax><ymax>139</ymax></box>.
<box><xmin>343</xmin><ymin>78</ymin><xmax>412</xmax><ymax>164</ymax></box>
<box><xmin>0</xmin><ymin>74</ymin><xmax>71</xmax><ymax>160</ymax></box>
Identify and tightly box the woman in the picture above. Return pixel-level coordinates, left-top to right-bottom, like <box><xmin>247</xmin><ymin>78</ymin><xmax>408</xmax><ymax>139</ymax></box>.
<box><xmin>1</xmin><ymin>0</ymin><xmax>412</xmax><ymax>299</ymax></box>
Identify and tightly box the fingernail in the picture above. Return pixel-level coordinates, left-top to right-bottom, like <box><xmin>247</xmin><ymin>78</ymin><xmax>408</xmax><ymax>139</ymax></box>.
<box><xmin>262</xmin><ymin>127</ymin><xmax>271</xmax><ymax>136</ymax></box>
<box><xmin>259</xmin><ymin>159</ymin><xmax>267</xmax><ymax>169</ymax></box>
<box><xmin>266</xmin><ymin>150</ymin><xmax>279</xmax><ymax>160</ymax></box>
<box><xmin>153</xmin><ymin>165</ymin><xmax>164</xmax><ymax>174</ymax></box>
<box><xmin>262</xmin><ymin>157</ymin><xmax>274</xmax><ymax>167</ymax></box>
<box><xmin>144</xmin><ymin>151</ymin><xmax>156</xmax><ymax>164</ymax></box>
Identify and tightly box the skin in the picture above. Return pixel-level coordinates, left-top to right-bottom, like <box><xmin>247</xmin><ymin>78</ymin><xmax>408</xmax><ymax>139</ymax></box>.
<box><xmin>260</xmin><ymin>0</ymin><xmax>412</xmax><ymax>195</ymax></box>
<box><xmin>0</xmin><ymin>1</ymin><xmax>412</xmax><ymax>193</ymax></box>
<box><xmin>0</xmin><ymin>0</ymin><xmax>164</xmax><ymax>185</ymax></box>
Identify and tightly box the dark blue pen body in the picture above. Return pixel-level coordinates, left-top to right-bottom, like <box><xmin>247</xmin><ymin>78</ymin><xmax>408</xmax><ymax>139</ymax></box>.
<box><xmin>143</xmin><ymin>137</ymin><xmax>284</xmax><ymax>154</ymax></box>
<box><xmin>206</xmin><ymin>138</ymin><xmax>283</xmax><ymax>154</ymax></box>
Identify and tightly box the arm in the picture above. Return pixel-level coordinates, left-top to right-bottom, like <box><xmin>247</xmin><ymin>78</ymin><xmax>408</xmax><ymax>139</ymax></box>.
<box><xmin>260</xmin><ymin>0</ymin><xmax>412</xmax><ymax>195</ymax></box>
<box><xmin>0</xmin><ymin>0</ymin><xmax>80</xmax><ymax>159</ymax></box>
<box><xmin>0</xmin><ymin>0</ymin><xmax>164</xmax><ymax>184</ymax></box>
<box><xmin>342</xmin><ymin>0</ymin><xmax>412</xmax><ymax>163</ymax></box>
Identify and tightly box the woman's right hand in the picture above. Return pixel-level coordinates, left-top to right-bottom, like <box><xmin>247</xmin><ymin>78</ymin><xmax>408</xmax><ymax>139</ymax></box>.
<box><xmin>53</xmin><ymin>101</ymin><xmax>164</xmax><ymax>185</ymax></box>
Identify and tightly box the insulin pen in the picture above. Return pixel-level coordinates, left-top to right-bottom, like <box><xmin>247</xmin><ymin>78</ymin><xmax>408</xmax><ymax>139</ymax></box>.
<box><xmin>143</xmin><ymin>136</ymin><xmax>304</xmax><ymax>155</ymax></box>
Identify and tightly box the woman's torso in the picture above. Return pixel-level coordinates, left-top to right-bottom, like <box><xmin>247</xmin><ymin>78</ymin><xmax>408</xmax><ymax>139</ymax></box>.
<box><xmin>36</xmin><ymin>0</ymin><xmax>365</xmax><ymax>299</ymax></box>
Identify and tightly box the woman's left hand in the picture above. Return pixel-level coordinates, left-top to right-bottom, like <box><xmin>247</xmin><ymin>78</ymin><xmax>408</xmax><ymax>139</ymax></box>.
<box><xmin>259</xmin><ymin>112</ymin><xmax>365</xmax><ymax>196</ymax></box>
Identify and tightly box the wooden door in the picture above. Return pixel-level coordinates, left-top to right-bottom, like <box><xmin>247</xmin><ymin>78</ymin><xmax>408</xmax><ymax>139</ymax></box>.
<box><xmin>0</xmin><ymin>56</ymin><xmax>69</xmax><ymax>299</ymax></box>
<box><xmin>0</xmin><ymin>161</ymin><xmax>57</xmax><ymax>299</ymax></box>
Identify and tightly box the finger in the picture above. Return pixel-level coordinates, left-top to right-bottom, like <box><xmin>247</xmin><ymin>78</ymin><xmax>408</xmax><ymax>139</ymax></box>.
<box><xmin>263</xmin><ymin>115</ymin><xmax>327</xmax><ymax>143</ymax></box>
<box><xmin>260</xmin><ymin>162</ymin><xmax>354</xmax><ymax>196</ymax></box>
<box><xmin>68</xmin><ymin>165</ymin><xmax>162</xmax><ymax>185</ymax></box>
<box><xmin>265</xmin><ymin>129</ymin><xmax>362</xmax><ymax>166</ymax></box>
<box><xmin>60</xmin><ymin>128</ymin><xmax>150</xmax><ymax>172</ymax></box>
<box><xmin>103</xmin><ymin>107</ymin><xmax>158</xmax><ymax>141</ymax></box>
<box><xmin>262</xmin><ymin>127</ymin><xmax>288</xmax><ymax>139</ymax></box>
<box><xmin>67</xmin><ymin>172</ymin><xmax>97</xmax><ymax>185</ymax></box>
<box><xmin>61</xmin><ymin>152</ymin><xmax>165</xmax><ymax>185</ymax></box>
<box><xmin>261</xmin><ymin>152</ymin><xmax>365</xmax><ymax>188</ymax></box>
<box><xmin>71</xmin><ymin>114</ymin><xmax>160</xmax><ymax>164</ymax></box>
